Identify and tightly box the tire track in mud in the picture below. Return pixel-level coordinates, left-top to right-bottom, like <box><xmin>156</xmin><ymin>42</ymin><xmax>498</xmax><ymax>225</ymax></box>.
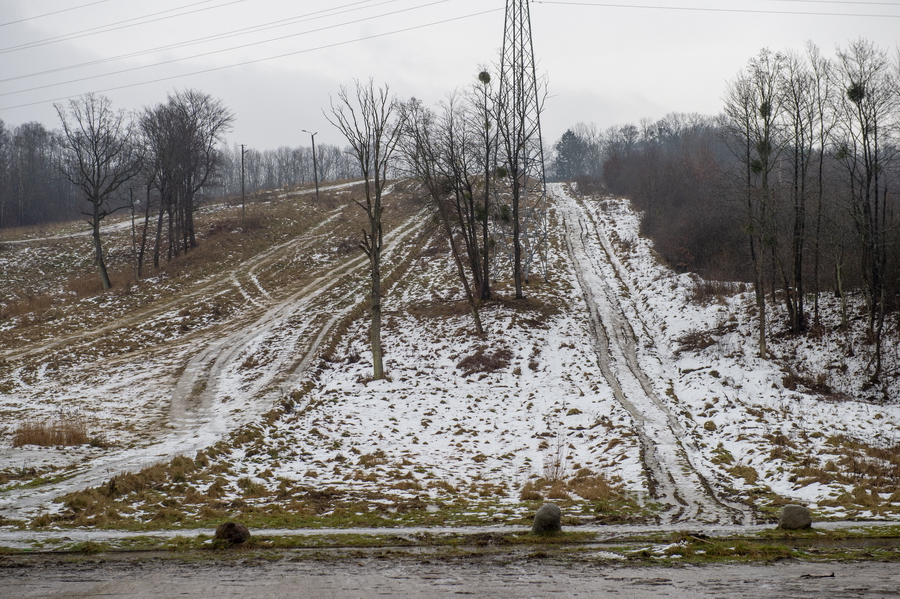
<box><xmin>0</xmin><ymin>207</ymin><xmax>427</xmax><ymax>519</ymax></box>
<box><xmin>554</xmin><ymin>184</ymin><xmax>751</xmax><ymax>525</ymax></box>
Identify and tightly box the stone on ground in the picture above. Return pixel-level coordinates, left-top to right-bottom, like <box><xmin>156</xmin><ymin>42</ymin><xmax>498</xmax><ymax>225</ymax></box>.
<box><xmin>532</xmin><ymin>503</ymin><xmax>562</xmax><ymax>534</ymax></box>
<box><xmin>215</xmin><ymin>521</ymin><xmax>251</xmax><ymax>543</ymax></box>
<box><xmin>778</xmin><ymin>504</ymin><xmax>812</xmax><ymax>530</ymax></box>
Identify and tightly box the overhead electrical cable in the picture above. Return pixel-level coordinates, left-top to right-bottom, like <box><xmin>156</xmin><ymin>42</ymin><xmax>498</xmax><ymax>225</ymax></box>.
<box><xmin>532</xmin><ymin>1</ymin><xmax>900</xmax><ymax>17</ymax></box>
<box><xmin>0</xmin><ymin>0</ymin><xmax>251</xmax><ymax>54</ymax></box>
<box><xmin>0</xmin><ymin>0</ymin><xmax>456</xmax><ymax>98</ymax></box>
<box><xmin>0</xmin><ymin>0</ymin><xmax>405</xmax><ymax>84</ymax></box>
<box><xmin>0</xmin><ymin>6</ymin><xmax>503</xmax><ymax>112</ymax></box>
<box><xmin>0</xmin><ymin>0</ymin><xmax>115</xmax><ymax>28</ymax></box>
<box><xmin>764</xmin><ymin>0</ymin><xmax>900</xmax><ymax>5</ymax></box>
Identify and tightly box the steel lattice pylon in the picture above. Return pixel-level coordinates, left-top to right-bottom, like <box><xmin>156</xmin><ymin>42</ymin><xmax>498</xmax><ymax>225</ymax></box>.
<box><xmin>496</xmin><ymin>0</ymin><xmax>548</xmax><ymax>290</ymax></box>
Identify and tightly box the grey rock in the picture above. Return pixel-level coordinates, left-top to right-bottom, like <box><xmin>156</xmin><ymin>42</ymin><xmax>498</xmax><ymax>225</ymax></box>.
<box><xmin>778</xmin><ymin>504</ymin><xmax>812</xmax><ymax>530</ymax></box>
<box><xmin>532</xmin><ymin>503</ymin><xmax>562</xmax><ymax>534</ymax></box>
<box><xmin>215</xmin><ymin>521</ymin><xmax>251</xmax><ymax>543</ymax></box>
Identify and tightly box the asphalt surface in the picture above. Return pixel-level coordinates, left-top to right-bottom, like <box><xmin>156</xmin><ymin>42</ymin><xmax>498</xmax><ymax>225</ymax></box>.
<box><xmin>3</xmin><ymin>555</ymin><xmax>900</xmax><ymax>598</ymax></box>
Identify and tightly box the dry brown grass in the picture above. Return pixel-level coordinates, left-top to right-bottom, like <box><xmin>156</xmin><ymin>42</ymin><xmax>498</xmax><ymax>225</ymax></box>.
<box><xmin>790</xmin><ymin>435</ymin><xmax>900</xmax><ymax>501</ymax></box>
<box><xmin>12</xmin><ymin>418</ymin><xmax>91</xmax><ymax>447</ymax></box>
<box><xmin>691</xmin><ymin>279</ymin><xmax>742</xmax><ymax>305</ymax></box>
<box><xmin>456</xmin><ymin>346</ymin><xmax>514</xmax><ymax>377</ymax></box>
<box><xmin>0</xmin><ymin>295</ymin><xmax>54</xmax><ymax>320</ymax></box>
<box><xmin>519</xmin><ymin>469</ymin><xmax>621</xmax><ymax>503</ymax></box>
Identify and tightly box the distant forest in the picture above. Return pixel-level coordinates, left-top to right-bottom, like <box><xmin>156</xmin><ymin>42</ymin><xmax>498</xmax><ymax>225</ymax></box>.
<box><xmin>0</xmin><ymin>105</ymin><xmax>355</xmax><ymax>231</ymax></box>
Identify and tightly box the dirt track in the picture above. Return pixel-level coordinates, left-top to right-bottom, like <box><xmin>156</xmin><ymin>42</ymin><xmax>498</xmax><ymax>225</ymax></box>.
<box><xmin>557</xmin><ymin>184</ymin><xmax>751</xmax><ymax>525</ymax></box>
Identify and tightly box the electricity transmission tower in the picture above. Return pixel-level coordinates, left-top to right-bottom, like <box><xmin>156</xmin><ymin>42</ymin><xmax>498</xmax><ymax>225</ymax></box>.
<box><xmin>496</xmin><ymin>0</ymin><xmax>548</xmax><ymax>295</ymax></box>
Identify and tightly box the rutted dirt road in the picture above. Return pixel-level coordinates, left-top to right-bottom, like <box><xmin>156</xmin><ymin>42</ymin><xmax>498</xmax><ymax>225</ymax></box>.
<box><xmin>555</xmin><ymin>184</ymin><xmax>751</xmax><ymax>525</ymax></box>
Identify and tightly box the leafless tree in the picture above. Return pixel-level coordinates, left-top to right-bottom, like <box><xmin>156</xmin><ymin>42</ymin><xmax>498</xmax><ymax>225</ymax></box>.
<box><xmin>778</xmin><ymin>50</ymin><xmax>817</xmax><ymax>333</ymax></box>
<box><xmin>399</xmin><ymin>97</ymin><xmax>484</xmax><ymax>335</ymax></box>
<box><xmin>722</xmin><ymin>49</ymin><xmax>786</xmax><ymax>358</ymax></box>
<box><xmin>831</xmin><ymin>39</ymin><xmax>899</xmax><ymax>381</ymax></box>
<box><xmin>327</xmin><ymin>79</ymin><xmax>403</xmax><ymax>381</ymax></box>
<box><xmin>56</xmin><ymin>93</ymin><xmax>142</xmax><ymax>289</ymax></box>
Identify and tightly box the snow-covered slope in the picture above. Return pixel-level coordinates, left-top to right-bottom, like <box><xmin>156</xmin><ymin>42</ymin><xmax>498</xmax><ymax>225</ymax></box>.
<box><xmin>1</xmin><ymin>182</ymin><xmax>898</xmax><ymax>529</ymax></box>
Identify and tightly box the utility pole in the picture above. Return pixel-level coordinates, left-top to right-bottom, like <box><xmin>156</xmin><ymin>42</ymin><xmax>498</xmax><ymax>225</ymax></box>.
<box><xmin>302</xmin><ymin>129</ymin><xmax>319</xmax><ymax>200</ymax></box>
<box><xmin>240</xmin><ymin>144</ymin><xmax>246</xmax><ymax>224</ymax></box>
<box><xmin>129</xmin><ymin>187</ymin><xmax>136</xmax><ymax>282</ymax></box>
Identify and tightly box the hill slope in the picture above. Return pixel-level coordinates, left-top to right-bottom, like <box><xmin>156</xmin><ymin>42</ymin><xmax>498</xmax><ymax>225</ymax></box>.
<box><xmin>0</xmin><ymin>182</ymin><xmax>898</xmax><ymax>530</ymax></box>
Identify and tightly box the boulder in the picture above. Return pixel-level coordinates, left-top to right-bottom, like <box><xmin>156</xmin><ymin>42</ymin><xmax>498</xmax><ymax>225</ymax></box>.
<box><xmin>532</xmin><ymin>503</ymin><xmax>562</xmax><ymax>534</ymax></box>
<box><xmin>215</xmin><ymin>521</ymin><xmax>251</xmax><ymax>543</ymax></box>
<box><xmin>778</xmin><ymin>504</ymin><xmax>812</xmax><ymax>530</ymax></box>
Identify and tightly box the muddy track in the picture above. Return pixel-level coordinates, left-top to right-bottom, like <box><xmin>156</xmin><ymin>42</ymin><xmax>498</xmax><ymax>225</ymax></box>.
<box><xmin>0</xmin><ymin>202</ymin><xmax>428</xmax><ymax>519</ymax></box>
<box><xmin>554</xmin><ymin>184</ymin><xmax>751</xmax><ymax>525</ymax></box>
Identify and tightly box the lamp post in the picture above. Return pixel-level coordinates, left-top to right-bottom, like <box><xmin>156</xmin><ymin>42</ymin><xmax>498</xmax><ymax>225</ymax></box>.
<box><xmin>302</xmin><ymin>129</ymin><xmax>319</xmax><ymax>200</ymax></box>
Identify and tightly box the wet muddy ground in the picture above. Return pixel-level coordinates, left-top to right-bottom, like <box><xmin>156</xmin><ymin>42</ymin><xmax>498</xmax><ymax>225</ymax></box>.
<box><xmin>2</xmin><ymin>552</ymin><xmax>900</xmax><ymax>598</ymax></box>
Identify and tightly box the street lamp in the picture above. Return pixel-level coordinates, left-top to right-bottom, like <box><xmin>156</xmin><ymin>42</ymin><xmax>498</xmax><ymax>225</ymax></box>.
<box><xmin>302</xmin><ymin>129</ymin><xmax>319</xmax><ymax>200</ymax></box>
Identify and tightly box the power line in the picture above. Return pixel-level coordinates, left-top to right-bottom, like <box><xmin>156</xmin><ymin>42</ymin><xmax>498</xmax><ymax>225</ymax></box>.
<box><xmin>0</xmin><ymin>0</ymin><xmax>456</xmax><ymax>99</ymax></box>
<box><xmin>0</xmin><ymin>0</ymin><xmax>115</xmax><ymax>28</ymax></box>
<box><xmin>0</xmin><ymin>7</ymin><xmax>503</xmax><ymax>112</ymax></box>
<box><xmin>0</xmin><ymin>0</ymin><xmax>401</xmax><ymax>84</ymax></box>
<box><xmin>533</xmin><ymin>1</ymin><xmax>900</xmax><ymax>17</ymax></box>
<box><xmin>765</xmin><ymin>0</ymin><xmax>900</xmax><ymax>5</ymax></box>
<box><xmin>0</xmin><ymin>0</ymin><xmax>250</xmax><ymax>54</ymax></box>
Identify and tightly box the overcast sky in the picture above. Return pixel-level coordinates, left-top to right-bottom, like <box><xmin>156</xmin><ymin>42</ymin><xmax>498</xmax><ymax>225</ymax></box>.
<box><xmin>1</xmin><ymin>0</ymin><xmax>898</xmax><ymax>151</ymax></box>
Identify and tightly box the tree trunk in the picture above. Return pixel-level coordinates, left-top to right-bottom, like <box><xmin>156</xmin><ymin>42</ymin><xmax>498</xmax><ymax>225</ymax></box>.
<box><xmin>92</xmin><ymin>200</ymin><xmax>112</xmax><ymax>290</ymax></box>
<box><xmin>369</xmin><ymin>222</ymin><xmax>384</xmax><ymax>381</ymax></box>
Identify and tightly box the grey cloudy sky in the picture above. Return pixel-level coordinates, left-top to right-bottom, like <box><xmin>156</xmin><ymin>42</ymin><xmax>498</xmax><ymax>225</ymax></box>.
<box><xmin>1</xmin><ymin>0</ymin><xmax>898</xmax><ymax>150</ymax></box>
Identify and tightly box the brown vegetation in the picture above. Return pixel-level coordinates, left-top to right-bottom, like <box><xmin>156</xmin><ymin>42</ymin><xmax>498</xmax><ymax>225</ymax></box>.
<box><xmin>12</xmin><ymin>418</ymin><xmax>92</xmax><ymax>447</ymax></box>
<box><xmin>456</xmin><ymin>346</ymin><xmax>514</xmax><ymax>376</ymax></box>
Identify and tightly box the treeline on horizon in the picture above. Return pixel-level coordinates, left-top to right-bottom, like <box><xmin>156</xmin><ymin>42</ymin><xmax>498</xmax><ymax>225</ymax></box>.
<box><xmin>552</xmin><ymin>39</ymin><xmax>899</xmax><ymax>379</ymax></box>
<box><xmin>0</xmin><ymin>105</ymin><xmax>356</xmax><ymax>232</ymax></box>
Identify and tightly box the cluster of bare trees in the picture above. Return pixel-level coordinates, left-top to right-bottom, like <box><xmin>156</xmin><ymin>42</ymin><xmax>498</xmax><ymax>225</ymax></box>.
<box><xmin>214</xmin><ymin>142</ymin><xmax>359</xmax><ymax>197</ymax></box>
<box><xmin>552</xmin><ymin>39</ymin><xmax>899</xmax><ymax>384</ymax></box>
<box><xmin>0</xmin><ymin>120</ymin><xmax>78</xmax><ymax>228</ymax></box>
<box><xmin>137</xmin><ymin>89</ymin><xmax>234</xmax><ymax>274</ymax></box>
<box><xmin>330</xmin><ymin>68</ymin><xmax>546</xmax><ymax>380</ymax></box>
<box><xmin>722</xmin><ymin>40</ymin><xmax>899</xmax><ymax>378</ymax></box>
<box><xmin>50</xmin><ymin>90</ymin><xmax>235</xmax><ymax>288</ymax></box>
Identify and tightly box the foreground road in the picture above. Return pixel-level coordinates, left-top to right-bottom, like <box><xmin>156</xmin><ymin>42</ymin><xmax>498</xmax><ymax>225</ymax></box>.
<box><xmin>3</xmin><ymin>556</ymin><xmax>899</xmax><ymax>598</ymax></box>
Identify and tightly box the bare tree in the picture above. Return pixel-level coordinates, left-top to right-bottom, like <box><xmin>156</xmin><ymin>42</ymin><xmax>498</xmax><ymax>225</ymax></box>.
<box><xmin>56</xmin><ymin>93</ymin><xmax>141</xmax><ymax>290</ymax></box>
<box><xmin>399</xmin><ymin>97</ymin><xmax>484</xmax><ymax>335</ymax></box>
<box><xmin>722</xmin><ymin>49</ymin><xmax>786</xmax><ymax>358</ymax></box>
<box><xmin>806</xmin><ymin>42</ymin><xmax>838</xmax><ymax>326</ymax></box>
<box><xmin>475</xmin><ymin>69</ymin><xmax>495</xmax><ymax>301</ymax></box>
<box><xmin>778</xmin><ymin>50</ymin><xmax>816</xmax><ymax>333</ymax></box>
<box><xmin>831</xmin><ymin>39</ymin><xmax>899</xmax><ymax>381</ymax></box>
<box><xmin>327</xmin><ymin>80</ymin><xmax>403</xmax><ymax>381</ymax></box>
